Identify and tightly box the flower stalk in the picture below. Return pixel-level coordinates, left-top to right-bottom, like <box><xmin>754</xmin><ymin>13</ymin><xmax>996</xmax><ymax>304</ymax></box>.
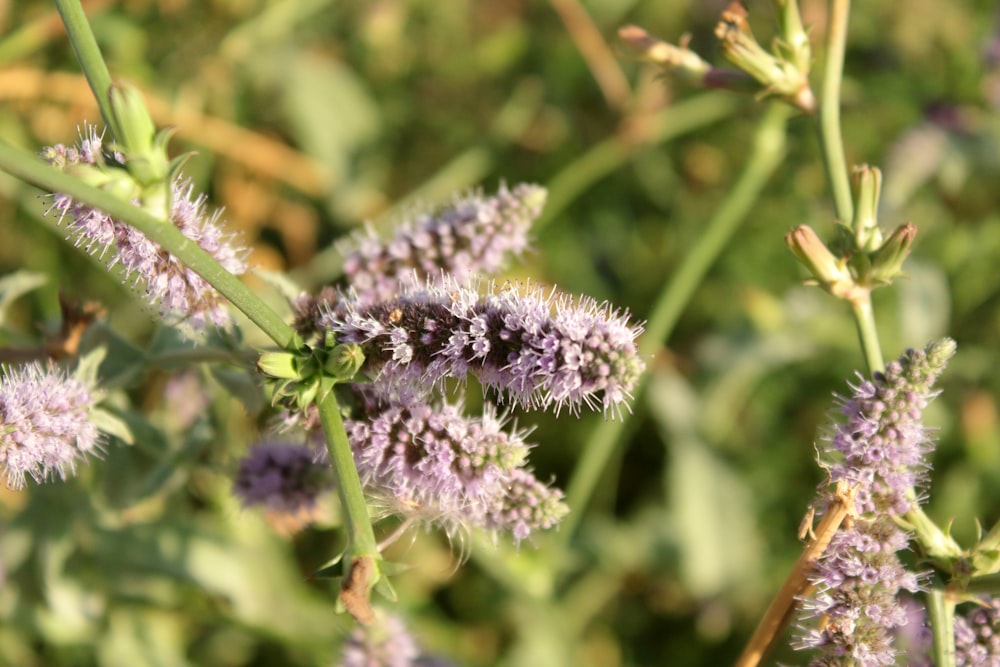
<box><xmin>0</xmin><ymin>140</ymin><xmax>298</xmax><ymax>350</ymax></box>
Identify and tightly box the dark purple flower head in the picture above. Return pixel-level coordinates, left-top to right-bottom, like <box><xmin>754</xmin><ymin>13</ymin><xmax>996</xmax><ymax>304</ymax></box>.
<box><xmin>233</xmin><ymin>441</ymin><xmax>332</xmax><ymax>513</ymax></box>
<box><xmin>343</xmin><ymin>184</ymin><xmax>545</xmax><ymax>308</ymax></box>
<box><xmin>0</xmin><ymin>361</ymin><xmax>102</xmax><ymax>489</ymax></box>
<box><xmin>340</xmin><ymin>390</ymin><xmax>567</xmax><ymax>542</ymax></box>
<box><xmin>795</xmin><ymin>339</ymin><xmax>955</xmax><ymax>666</ymax></box>
<box><xmin>320</xmin><ymin>277</ymin><xmax>644</xmax><ymax>418</ymax></box>
<box><xmin>42</xmin><ymin>126</ymin><xmax>247</xmax><ymax>333</ymax></box>
<box><xmin>340</xmin><ymin>612</ymin><xmax>420</xmax><ymax>667</ymax></box>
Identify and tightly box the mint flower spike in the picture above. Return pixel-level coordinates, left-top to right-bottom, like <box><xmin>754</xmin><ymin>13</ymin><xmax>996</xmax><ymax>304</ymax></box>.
<box><xmin>0</xmin><ymin>360</ymin><xmax>102</xmax><ymax>490</ymax></box>
<box><xmin>321</xmin><ymin>277</ymin><xmax>645</xmax><ymax>418</ymax></box>
<box><xmin>794</xmin><ymin>339</ymin><xmax>956</xmax><ymax>666</ymax></box>
<box><xmin>42</xmin><ymin>126</ymin><xmax>248</xmax><ymax>334</ymax></box>
<box><xmin>341</xmin><ymin>390</ymin><xmax>567</xmax><ymax>543</ymax></box>
<box><xmin>342</xmin><ymin>183</ymin><xmax>546</xmax><ymax>308</ymax></box>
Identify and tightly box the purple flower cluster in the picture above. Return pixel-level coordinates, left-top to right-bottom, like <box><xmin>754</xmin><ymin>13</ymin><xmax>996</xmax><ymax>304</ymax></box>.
<box><xmin>233</xmin><ymin>441</ymin><xmax>332</xmax><ymax>513</ymax></box>
<box><xmin>42</xmin><ymin>126</ymin><xmax>247</xmax><ymax>331</ymax></box>
<box><xmin>0</xmin><ymin>361</ymin><xmax>101</xmax><ymax>489</ymax></box>
<box><xmin>954</xmin><ymin>597</ymin><xmax>1000</xmax><ymax>666</ymax></box>
<box><xmin>340</xmin><ymin>612</ymin><xmax>420</xmax><ymax>667</ymax></box>
<box><xmin>343</xmin><ymin>184</ymin><xmax>544</xmax><ymax>308</ymax></box>
<box><xmin>795</xmin><ymin>339</ymin><xmax>955</xmax><ymax>666</ymax></box>
<box><xmin>279</xmin><ymin>182</ymin><xmax>642</xmax><ymax>546</ymax></box>
<box><xmin>341</xmin><ymin>390</ymin><xmax>567</xmax><ymax>541</ymax></box>
<box><xmin>321</xmin><ymin>278</ymin><xmax>644</xmax><ymax>417</ymax></box>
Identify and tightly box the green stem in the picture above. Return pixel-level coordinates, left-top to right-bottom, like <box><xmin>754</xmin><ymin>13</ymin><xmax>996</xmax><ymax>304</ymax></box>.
<box><xmin>54</xmin><ymin>0</ymin><xmax>115</xmax><ymax>133</ymax></box>
<box><xmin>539</xmin><ymin>92</ymin><xmax>741</xmax><ymax>231</ymax></box>
<box><xmin>316</xmin><ymin>387</ymin><xmax>379</xmax><ymax>561</ymax></box>
<box><xmin>557</xmin><ymin>103</ymin><xmax>791</xmax><ymax>547</ymax></box>
<box><xmin>849</xmin><ymin>295</ymin><xmax>884</xmax><ymax>374</ymax></box>
<box><xmin>0</xmin><ymin>140</ymin><xmax>297</xmax><ymax>350</ymax></box>
<box><xmin>928</xmin><ymin>588</ymin><xmax>957</xmax><ymax>667</ymax></box>
<box><xmin>816</xmin><ymin>0</ymin><xmax>853</xmax><ymax>224</ymax></box>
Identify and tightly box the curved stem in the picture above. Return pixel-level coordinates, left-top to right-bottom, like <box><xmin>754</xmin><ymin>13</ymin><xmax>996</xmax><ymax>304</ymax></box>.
<box><xmin>816</xmin><ymin>0</ymin><xmax>853</xmax><ymax>224</ymax></box>
<box><xmin>0</xmin><ymin>141</ymin><xmax>298</xmax><ymax>350</ymax></box>
<box><xmin>54</xmin><ymin>0</ymin><xmax>115</xmax><ymax>133</ymax></box>
<box><xmin>557</xmin><ymin>103</ymin><xmax>791</xmax><ymax>548</ymax></box>
<box><xmin>850</xmin><ymin>295</ymin><xmax>884</xmax><ymax>374</ymax></box>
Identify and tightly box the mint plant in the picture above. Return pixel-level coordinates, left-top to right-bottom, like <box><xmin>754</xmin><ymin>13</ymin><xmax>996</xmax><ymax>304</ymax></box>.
<box><xmin>2</xmin><ymin>1</ymin><xmax>999</xmax><ymax>665</ymax></box>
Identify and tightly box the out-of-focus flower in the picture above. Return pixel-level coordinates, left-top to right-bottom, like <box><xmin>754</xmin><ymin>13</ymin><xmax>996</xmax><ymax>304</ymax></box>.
<box><xmin>343</xmin><ymin>184</ymin><xmax>545</xmax><ymax>308</ymax></box>
<box><xmin>0</xmin><ymin>361</ymin><xmax>102</xmax><ymax>489</ymax></box>
<box><xmin>340</xmin><ymin>612</ymin><xmax>420</xmax><ymax>667</ymax></box>
<box><xmin>233</xmin><ymin>441</ymin><xmax>332</xmax><ymax>514</ymax></box>
<box><xmin>320</xmin><ymin>277</ymin><xmax>644</xmax><ymax>417</ymax></box>
<box><xmin>42</xmin><ymin>126</ymin><xmax>247</xmax><ymax>332</ymax></box>
<box><xmin>954</xmin><ymin>596</ymin><xmax>1000</xmax><ymax>666</ymax></box>
<box><xmin>340</xmin><ymin>391</ymin><xmax>567</xmax><ymax>542</ymax></box>
<box><xmin>794</xmin><ymin>339</ymin><xmax>956</xmax><ymax>666</ymax></box>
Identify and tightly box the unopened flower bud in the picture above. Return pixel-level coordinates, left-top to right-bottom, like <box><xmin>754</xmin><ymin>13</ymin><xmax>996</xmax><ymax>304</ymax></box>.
<box><xmin>618</xmin><ymin>25</ymin><xmax>714</xmax><ymax>86</ymax></box>
<box><xmin>324</xmin><ymin>343</ymin><xmax>365</xmax><ymax>382</ymax></box>
<box><xmin>870</xmin><ymin>222</ymin><xmax>917</xmax><ymax>286</ymax></box>
<box><xmin>851</xmin><ymin>165</ymin><xmax>884</xmax><ymax>250</ymax></box>
<box><xmin>785</xmin><ymin>225</ymin><xmax>859</xmax><ymax>299</ymax></box>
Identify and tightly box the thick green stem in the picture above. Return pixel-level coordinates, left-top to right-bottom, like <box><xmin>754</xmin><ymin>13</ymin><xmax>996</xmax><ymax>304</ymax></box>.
<box><xmin>849</xmin><ymin>295</ymin><xmax>884</xmax><ymax>374</ymax></box>
<box><xmin>928</xmin><ymin>588</ymin><xmax>957</xmax><ymax>667</ymax></box>
<box><xmin>0</xmin><ymin>140</ymin><xmax>297</xmax><ymax>349</ymax></box>
<box><xmin>816</xmin><ymin>0</ymin><xmax>853</xmax><ymax>224</ymax></box>
<box><xmin>54</xmin><ymin>0</ymin><xmax>115</xmax><ymax>133</ymax></box>
<box><xmin>315</xmin><ymin>388</ymin><xmax>380</xmax><ymax>561</ymax></box>
<box><xmin>557</xmin><ymin>103</ymin><xmax>791</xmax><ymax>547</ymax></box>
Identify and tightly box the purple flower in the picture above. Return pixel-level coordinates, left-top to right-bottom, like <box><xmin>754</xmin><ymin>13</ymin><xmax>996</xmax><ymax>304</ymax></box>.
<box><xmin>320</xmin><ymin>277</ymin><xmax>644</xmax><ymax>417</ymax></box>
<box><xmin>0</xmin><ymin>361</ymin><xmax>101</xmax><ymax>489</ymax></box>
<box><xmin>343</xmin><ymin>184</ymin><xmax>544</xmax><ymax>308</ymax></box>
<box><xmin>955</xmin><ymin>597</ymin><xmax>1000</xmax><ymax>666</ymax></box>
<box><xmin>340</xmin><ymin>390</ymin><xmax>567</xmax><ymax>542</ymax></box>
<box><xmin>340</xmin><ymin>613</ymin><xmax>420</xmax><ymax>667</ymax></box>
<box><xmin>233</xmin><ymin>441</ymin><xmax>332</xmax><ymax>513</ymax></box>
<box><xmin>795</xmin><ymin>339</ymin><xmax>955</xmax><ymax>666</ymax></box>
<box><xmin>42</xmin><ymin>126</ymin><xmax>247</xmax><ymax>332</ymax></box>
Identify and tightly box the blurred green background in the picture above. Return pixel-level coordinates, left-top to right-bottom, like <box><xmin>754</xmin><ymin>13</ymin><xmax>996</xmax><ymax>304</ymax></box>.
<box><xmin>2</xmin><ymin>0</ymin><xmax>1000</xmax><ymax>665</ymax></box>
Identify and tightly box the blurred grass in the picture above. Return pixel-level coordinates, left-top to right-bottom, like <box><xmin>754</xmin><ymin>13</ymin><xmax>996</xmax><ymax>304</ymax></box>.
<box><xmin>2</xmin><ymin>0</ymin><xmax>1000</xmax><ymax>666</ymax></box>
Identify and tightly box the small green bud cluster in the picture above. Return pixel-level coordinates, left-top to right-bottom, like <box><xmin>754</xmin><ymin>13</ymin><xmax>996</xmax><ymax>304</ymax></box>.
<box><xmin>620</xmin><ymin>0</ymin><xmax>815</xmax><ymax>112</ymax></box>
<box><xmin>786</xmin><ymin>165</ymin><xmax>918</xmax><ymax>303</ymax></box>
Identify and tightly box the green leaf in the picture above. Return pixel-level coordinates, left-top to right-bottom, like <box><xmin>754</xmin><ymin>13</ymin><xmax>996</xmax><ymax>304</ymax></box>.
<box><xmin>78</xmin><ymin>323</ymin><xmax>148</xmax><ymax>388</ymax></box>
<box><xmin>90</xmin><ymin>407</ymin><xmax>135</xmax><ymax>445</ymax></box>
<box><xmin>0</xmin><ymin>270</ymin><xmax>47</xmax><ymax>327</ymax></box>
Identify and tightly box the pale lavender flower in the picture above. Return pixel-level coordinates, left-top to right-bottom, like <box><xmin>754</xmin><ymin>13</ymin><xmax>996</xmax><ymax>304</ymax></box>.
<box><xmin>233</xmin><ymin>441</ymin><xmax>331</xmax><ymax>513</ymax></box>
<box><xmin>42</xmin><ymin>126</ymin><xmax>247</xmax><ymax>331</ymax></box>
<box><xmin>485</xmin><ymin>467</ymin><xmax>568</xmax><ymax>542</ymax></box>
<box><xmin>954</xmin><ymin>597</ymin><xmax>1000</xmax><ymax>666</ymax></box>
<box><xmin>340</xmin><ymin>390</ymin><xmax>567</xmax><ymax>541</ymax></box>
<box><xmin>343</xmin><ymin>184</ymin><xmax>545</xmax><ymax>308</ymax></box>
<box><xmin>0</xmin><ymin>361</ymin><xmax>101</xmax><ymax>489</ymax></box>
<box><xmin>795</xmin><ymin>339</ymin><xmax>955</xmax><ymax>666</ymax></box>
<box><xmin>340</xmin><ymin>613</ymin><xmax>419</xmax><ymax>667</ymax></box>
<box><xmin>320</xmin><ymin>277</ymin><xmax>644</xmax><ymax>417</ymax></box>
